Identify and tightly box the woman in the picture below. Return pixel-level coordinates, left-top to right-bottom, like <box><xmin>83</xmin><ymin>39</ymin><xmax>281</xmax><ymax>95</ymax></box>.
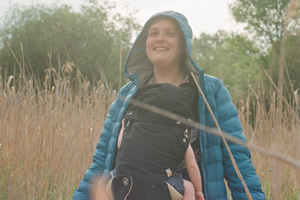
<box><xmin>73</xmin><ymin>11</ymin><xmax>265</xmax><ymax>200</ymax></box>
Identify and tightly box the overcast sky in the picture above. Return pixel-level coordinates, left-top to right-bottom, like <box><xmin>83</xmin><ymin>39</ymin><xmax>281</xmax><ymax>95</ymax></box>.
<box><xmin>1</xmin><ymin>0</ymin><xmax>245</xmax><ymax>37</ymax></box>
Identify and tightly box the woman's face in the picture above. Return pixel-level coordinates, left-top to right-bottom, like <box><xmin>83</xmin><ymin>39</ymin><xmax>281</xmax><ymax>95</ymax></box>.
<box><xmin>146</xmin><ymin>18</ymin><xmax>185</xmax><ymax>68</ymax></box>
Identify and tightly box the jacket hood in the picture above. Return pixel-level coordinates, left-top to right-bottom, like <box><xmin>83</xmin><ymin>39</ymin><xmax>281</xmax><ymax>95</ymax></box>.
<box><xmin>124</xmin><ymin>11</ymin><xmax>203</xmax><ymax>85</ymax></box>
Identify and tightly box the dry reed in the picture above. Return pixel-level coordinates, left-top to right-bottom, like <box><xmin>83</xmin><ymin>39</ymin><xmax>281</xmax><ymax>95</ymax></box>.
<box><xmin>0</xmin><ymin>64</ymin><xmax>116</xmax><ymax>199</ymax></box>
<box><xmin>238</xmin><ymin>79</ymin><xmax>300</xmax><ymax>199</ymax></box>
<box><xmin>0</xmin><ymin>62</ymin><xmax>299</xmax><ymax>199</ymax></box>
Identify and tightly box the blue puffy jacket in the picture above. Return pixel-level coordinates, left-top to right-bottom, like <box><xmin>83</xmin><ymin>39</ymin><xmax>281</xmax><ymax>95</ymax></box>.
<box><xmin>73</xmin><ymin>11</ymin><xmax>265</xmax><ymax>200</ymax></box>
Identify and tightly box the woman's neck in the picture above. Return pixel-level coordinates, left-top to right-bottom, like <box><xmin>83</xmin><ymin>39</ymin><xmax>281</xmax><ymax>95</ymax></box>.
<box><xmin>153</xmin><ymin>66</ymin><xmax>183</xmax><ymax>87</ymax></box>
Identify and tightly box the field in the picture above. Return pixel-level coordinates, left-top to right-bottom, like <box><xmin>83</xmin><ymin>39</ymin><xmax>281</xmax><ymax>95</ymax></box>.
<box><xmin>0</xmin><ymin>66</ymin><xmax>299</xmax><ymax>199</ymax></box>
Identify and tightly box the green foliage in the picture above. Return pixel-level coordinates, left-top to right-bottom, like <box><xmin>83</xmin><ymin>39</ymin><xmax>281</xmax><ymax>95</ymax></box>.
<box><xmin>0</xmin><ymin>0</ymin><xmax>140</xmax><ymax>89</ymax></box>
<box><xmin>229</xmin><ymin>0</ymin><xmax>290</xmax><ymax>46</ymax></box>
<box><xmin>284</xmin><ymin>35</ymin><xmax>300</xmax><ymax>90</ymax></box>
<box><xmin>269</xmin><ymin>34</ymin><xmax>300</xmax><ymax>91</ymax></box>
<box><xmin>192</xmin><ymin>31</ymin><xmax>266</xmax><ymax>102</ymax></box>
<box><xmin>229</xmin><ymin>0</ymin><xmax>300</xmax><ymax>95</ymax></box>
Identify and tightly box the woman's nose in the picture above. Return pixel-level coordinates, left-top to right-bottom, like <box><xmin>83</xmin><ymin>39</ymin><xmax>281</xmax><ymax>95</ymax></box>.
<box><xmin>156</xmin><ymin>33</ymin><xmax>165</xmax><ymax>42</ymax></box>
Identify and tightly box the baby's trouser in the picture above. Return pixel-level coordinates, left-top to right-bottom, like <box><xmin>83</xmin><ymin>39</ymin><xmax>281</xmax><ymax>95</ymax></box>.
<box><xmin>103</xmin><ymin>169</ymin><xmax>184</xmax><ymax>200</ymax></box>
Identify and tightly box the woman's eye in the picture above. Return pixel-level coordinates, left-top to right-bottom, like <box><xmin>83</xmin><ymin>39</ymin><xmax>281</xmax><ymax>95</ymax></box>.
<box><xmin>149</xmin><ymin>32</ymin><xmax>158</xmax><ymax>36</ymax></box>
<box><xmin>167</xmin><ymin>32</ymin><xmax>175</xmax><ymax>36</ymax></box>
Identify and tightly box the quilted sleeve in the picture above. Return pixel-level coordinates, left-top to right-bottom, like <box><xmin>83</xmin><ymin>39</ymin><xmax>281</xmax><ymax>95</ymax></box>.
<box><xmin>215</xmin><ymin>80</ymin><xmax>265</xmax><ymax>200</ymax></box>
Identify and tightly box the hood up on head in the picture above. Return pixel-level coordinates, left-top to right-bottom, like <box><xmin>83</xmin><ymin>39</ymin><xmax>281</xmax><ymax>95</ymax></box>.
<box><xmin>124</xmin><ymin>11</ymin><xmax>203</xmax><ymax>86</ymax></box>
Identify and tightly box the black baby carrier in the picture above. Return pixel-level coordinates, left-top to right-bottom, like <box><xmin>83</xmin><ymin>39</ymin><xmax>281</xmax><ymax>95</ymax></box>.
<box><xmin>108</xmin><ymin>80</ymin><xmax>198</xmax><ymax>200</ymax></box>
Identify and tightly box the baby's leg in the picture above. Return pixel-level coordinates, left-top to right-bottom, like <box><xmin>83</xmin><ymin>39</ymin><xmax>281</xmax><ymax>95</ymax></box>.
<box><xmin>183</xmin><ymin>179</ymin><xmax>195</xmax><ymax>200</ymax></box>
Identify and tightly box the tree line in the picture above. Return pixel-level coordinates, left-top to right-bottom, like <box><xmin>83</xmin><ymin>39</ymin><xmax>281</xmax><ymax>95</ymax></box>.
<box><xmin>0</xmin><ymin>0</ymin><xmax>299</xmax><ymax>102</ymax></box>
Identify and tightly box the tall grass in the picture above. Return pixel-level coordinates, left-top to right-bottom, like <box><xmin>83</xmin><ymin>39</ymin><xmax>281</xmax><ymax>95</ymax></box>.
<box><xmin>0</xmin><ymin>61</ymin><xmax>299</xmax><ymax>199</ymax></box>
<box><xmin>0</xmin><ymin>65</ymin><xmax>116</xmax><ymax>199</ymax></box>
<box><xmin>238</xmin><ymin>76</ymin><xmax>300</xmax><ymax>200</ymax></box>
